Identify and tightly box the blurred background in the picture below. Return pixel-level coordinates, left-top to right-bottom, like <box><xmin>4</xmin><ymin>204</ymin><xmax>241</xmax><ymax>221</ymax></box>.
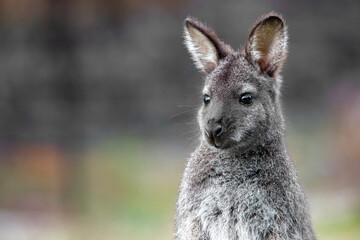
<box><xmin>0</xmin><ymin>0</ymin><xmax>359</xmax><ymax>239</ymax></box>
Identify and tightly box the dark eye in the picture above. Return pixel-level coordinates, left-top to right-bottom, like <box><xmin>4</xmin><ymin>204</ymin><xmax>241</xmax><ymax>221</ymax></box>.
<box><xmin>240</xmin><ymin>93</ymin><xmax>253</xmax><ymax>105</ymax></box>
<box><xmin>203</xmin><ymin>94</ymin><xmax>210</xmax><ymax>105</ymax></box>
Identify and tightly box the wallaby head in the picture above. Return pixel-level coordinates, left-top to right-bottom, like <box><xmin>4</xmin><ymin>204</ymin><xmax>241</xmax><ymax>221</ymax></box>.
<box><xmin>184</xmin><ymin>13</ymin><xmax>288</xmax><ymax>150</ymax></box>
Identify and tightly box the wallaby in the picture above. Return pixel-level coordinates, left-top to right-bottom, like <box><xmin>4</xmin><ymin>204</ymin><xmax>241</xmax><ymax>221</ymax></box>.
<box><xmin>175</xmin><ymin>13</ymin><xmax>316</xmax><ymax>240</ymax></box>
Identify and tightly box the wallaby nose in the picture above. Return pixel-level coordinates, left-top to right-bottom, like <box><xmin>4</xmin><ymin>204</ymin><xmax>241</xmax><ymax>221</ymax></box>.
<box><xmin>205</xmin><ymin>122</ymin><xmax>223</xmax><ymax>143</ymax></box>
<box><xmin>213</xmin><ymin>124</ymin><xmax>223</xmax><ymax>137</ymax></box>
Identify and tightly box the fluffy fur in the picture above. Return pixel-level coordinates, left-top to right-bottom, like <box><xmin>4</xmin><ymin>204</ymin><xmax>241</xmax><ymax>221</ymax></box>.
<box><xmin>175</xmin><ymin>13</ymin><xmax>316</xmax><ymax>240</ymax></box>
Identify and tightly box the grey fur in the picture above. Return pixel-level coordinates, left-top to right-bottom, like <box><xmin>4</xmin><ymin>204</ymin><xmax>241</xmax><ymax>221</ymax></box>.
<box><xmin>175</xmin><ymin>13</ymin><xmax>316</xmax><ymax>240</ymax></box>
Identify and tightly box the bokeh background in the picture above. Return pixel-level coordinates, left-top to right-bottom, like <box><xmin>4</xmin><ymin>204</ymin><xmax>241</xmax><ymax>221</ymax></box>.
<box><xmin>0</xmin><ymin>0</ymin><xmax>359</xmax><ymax>239</ymax></box>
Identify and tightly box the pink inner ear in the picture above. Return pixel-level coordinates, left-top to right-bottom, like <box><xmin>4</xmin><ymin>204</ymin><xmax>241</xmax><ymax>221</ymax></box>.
<box><xmin>258</xmin><ymin>57</ymin><xmax>271</xmax><ymax>73</ymax></box>
<box><xmin>204</xmin><ymin>62</ymin><xmax>217</xmax><ymax>74</ymax></box>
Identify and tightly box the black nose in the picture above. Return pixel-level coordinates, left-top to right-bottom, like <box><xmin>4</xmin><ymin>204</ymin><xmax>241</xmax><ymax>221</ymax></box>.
<box><xmin>205</xmin><ymin>122</ymin><xmax>223</xmax><ymax>141</ymax></box>
<box><xmin>213</xmin><ymin>124</ymin><xmax>223</xmax><ymax>137</ymax></box>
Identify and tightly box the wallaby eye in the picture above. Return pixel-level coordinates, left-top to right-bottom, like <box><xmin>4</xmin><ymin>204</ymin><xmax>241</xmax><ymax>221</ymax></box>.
<box><xmin>240</xmin><ymin>93</ymin><xmax>253</xmax><ymax>105</ymax></box>
<box><xmin>203</xmin><ymin>94</ymin><xmax>210</xmax><ymax>105</ymax></box>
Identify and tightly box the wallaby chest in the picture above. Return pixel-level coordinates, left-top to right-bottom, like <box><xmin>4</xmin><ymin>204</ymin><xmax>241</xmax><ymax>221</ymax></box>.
<box><xmin>182</xmin><ymin>148</ymin><xmax>269</xmax><ymax>239</ymax></box>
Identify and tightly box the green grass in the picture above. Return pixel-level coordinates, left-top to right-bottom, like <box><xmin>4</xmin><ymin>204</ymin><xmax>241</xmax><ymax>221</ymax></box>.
<box><xmin>0</xmin><ymin>135</ymin><xmax>359</xmax><ymax>239</ymax></box>
<box><xmin>81</xmin><ymin>136</ymin><xmax>360</xmax><ymax>240</ymax></box>
<box><xmin>314</xmin><ymin>212</ymin><xmax>360</xmax><ymax>240</ymax></box>
<box><xmin>80</xmin><ymin>136</ymin><xmax>183</xmax><ymax>240</ymax></box>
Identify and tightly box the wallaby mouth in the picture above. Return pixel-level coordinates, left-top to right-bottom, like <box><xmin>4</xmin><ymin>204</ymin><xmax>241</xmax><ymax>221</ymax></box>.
<box><xmin>205</xmin><ymin>131</ymin><xmax>218</xmax><ymax>148</ymax></box>
<box><xmin>204</xmin><ymin>131</ymin><xmax>232</xmax><ymax>149</ymax></box>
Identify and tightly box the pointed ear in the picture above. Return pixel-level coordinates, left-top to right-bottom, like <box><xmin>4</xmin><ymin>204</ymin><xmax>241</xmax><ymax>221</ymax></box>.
<box><xmin>245</xmin><ymin>13</ymin><xmax>288</xmax><ymax>77</ymax></box>
<box><xmin>184</xmin><ymin>17</ymin><xmax>232</xmax><ymax>74</ymax></box>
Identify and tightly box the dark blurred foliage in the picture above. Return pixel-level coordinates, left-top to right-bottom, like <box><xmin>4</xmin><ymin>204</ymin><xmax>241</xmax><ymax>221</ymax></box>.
<box><xmin>0</xmin><ymin>0</ymin><xmax>359</xmax><ymax>143</ymax></box>
<box><xmin>0</xmin><ymin>0</ymin><xmax>359</xmax><ymax>239</ymax></box>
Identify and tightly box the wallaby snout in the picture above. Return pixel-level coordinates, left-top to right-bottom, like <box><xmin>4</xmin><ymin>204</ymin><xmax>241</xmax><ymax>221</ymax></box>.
<box><xmin>205</xmin><ymin>119</ymin><xmax>223</xmax><ymax>147</ymax></box>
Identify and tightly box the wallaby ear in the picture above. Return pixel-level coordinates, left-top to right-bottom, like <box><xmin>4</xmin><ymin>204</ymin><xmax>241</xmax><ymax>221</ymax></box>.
<box><xmin>184</xmin><ymin>17</ymin><xmax>232</xmax><ymax>74</ymax></box>
<box><xmin>245</xmin><ymin>13</ymin><xmax>288</xmax><ymax>77</ymax></box>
